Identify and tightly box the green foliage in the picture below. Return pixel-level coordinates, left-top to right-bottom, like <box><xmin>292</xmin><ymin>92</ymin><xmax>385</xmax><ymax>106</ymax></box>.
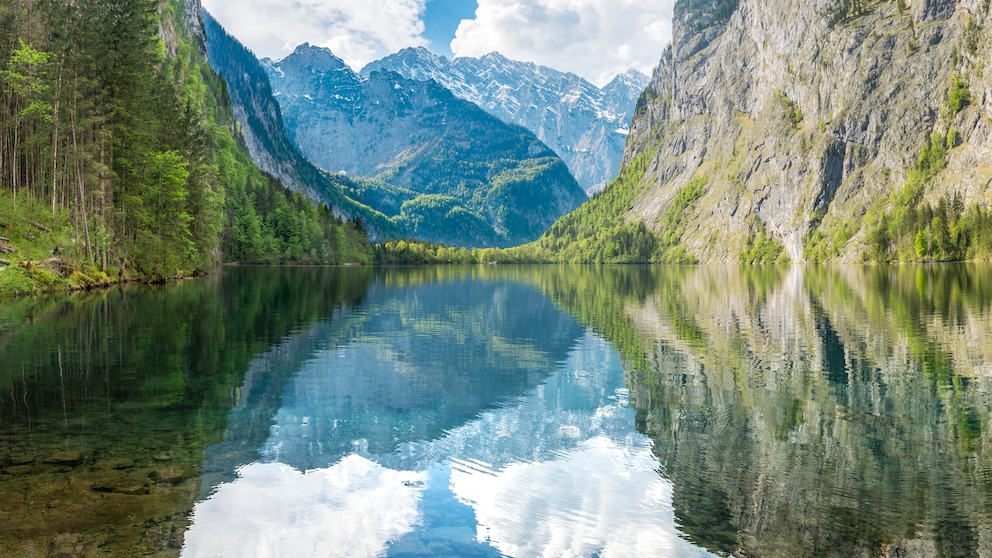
<box><xmin>676</xmin><ymin>0</ymin><xmax>741</xmax><ymax>33</ymax></box>
<box><xmin>740</xmin><ymin>229</ymin><xmax>788</xmax><ymax>265</ymax></box>
<box><xmin>828</xmin><ymin>0</ymin><xmax>881</xmax><ymax>27</ymax></box>
<box><xmin>521</xmin><ymin>147</ymin><xmax>679</xmax><ymax>263</ymax></box>
<box><xmin>964</xmin><ymin>18</ymin><xmax>982</xmax><ymax>56</ymax></box>
<box><xmin>862</xmin><ymin>132</ymin><xmax>992</xmax><ymax>263</ymax></box>
<box><xmin>393</xmin><ymin>194</ymin><xmax>495</xmax><ymax>248</ymax></box>
<box><xmin>215</xmin><ymin>129</ymin><xmax>372</xmax><ymax>265</ymax></box>
<box><xmin>777</xmin><ymin>90</ymin><xmax>803</xmax><ymax>128</ymax></box>
<box><xmin>374</xmin><ymin>239</ymin><xmax>476</xmax><ymax>264</ymax></box>
<box><xmin>804</xmin><ymin>216</ymin><xmax>857</xmax><ymax>263</ymax></box>
<box><xmin>363</xmin><ymin>110</ymin><xmax>581</xmax><ymax>247</ymax></box>
<box><xmin>919</xmin><ymin>131</ymin><xmax>948</xmax><ymax>176</ymax></box>
<box><xmin>659</xmin><ymin>178</ymin><xmax>706</xmax><ymax>246</ymax></box>
<box><xmin>374</xmin><ymin>149</ymin><xmax>708</xmax><ymax>265</ymax></box>
<box><xmin>948</xmin><ymin>74</ymin><xmax>971</xmax><ymax>114</ymax></box>
<box><xmin>519</xmin><ymin>148</ymin><xmax>658</xmax><ymax>263</ymax></box>
<box><xmin>1</xmin><ymin>39</ymin><xmax>53</xmax><ymax>121</ymax></box>
<box><xmin>0</xmin><ymin>0</ymin><xmax>373</xmax><ymax>294</ymax></box>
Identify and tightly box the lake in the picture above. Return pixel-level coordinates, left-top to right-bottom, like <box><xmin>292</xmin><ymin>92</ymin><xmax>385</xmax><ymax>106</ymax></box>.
<box><xmin>1</xmin><ymin>264</ymin><xmax>992</xmax><ymax>557</ymax></box>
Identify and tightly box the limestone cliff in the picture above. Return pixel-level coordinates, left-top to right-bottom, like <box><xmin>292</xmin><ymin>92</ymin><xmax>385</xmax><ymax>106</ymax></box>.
<box><xmin>625</xmin><ymin>0</ymin><xmax>992</xmax><ymax>262</ymax></box>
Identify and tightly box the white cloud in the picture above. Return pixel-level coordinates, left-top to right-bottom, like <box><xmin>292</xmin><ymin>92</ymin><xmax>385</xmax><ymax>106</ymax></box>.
<box><xmin>181</xmin><ymin>457</ymin><xmax>426</xmax><ymax>558</ymax></box>
<box><xmin>201</xmin><ymin>0</ymin><xmax>428</xmax><ymax>70</ymax></box>
<box><xmin>451</xmin><ymin>0</ymin><xmax>674</xmax><ymax>86</ymax></box>
<box><xmin>450</xmin><ymin>436</ymin><xmax>718</xmax><ymax>557</ymax></box>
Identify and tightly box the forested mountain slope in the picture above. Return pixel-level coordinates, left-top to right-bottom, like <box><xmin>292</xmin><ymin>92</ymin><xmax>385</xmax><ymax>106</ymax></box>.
<box><xmin>261</xmin><ymin>44</ymin><xmax>587</xmax><ymax>248</ymax></box>
<box><xmin>0</xmin><ymin>0</ymin><xmax>371</xmax><ymax>294</ymax></box>
<box><xmin>535</xmin><ymin>0</ymin><xmax>992</xmax><ymax>263</ymax></box>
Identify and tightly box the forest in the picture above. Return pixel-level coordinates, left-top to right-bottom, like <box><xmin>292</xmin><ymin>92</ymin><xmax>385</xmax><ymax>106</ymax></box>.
<box><xmin>0</xmin><ymin>0</ymin><xmax>371</xmax><ymax>295</ymax></box>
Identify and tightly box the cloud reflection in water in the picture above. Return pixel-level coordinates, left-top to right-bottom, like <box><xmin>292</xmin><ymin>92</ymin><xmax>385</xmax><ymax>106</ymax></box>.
<box><xmin>184</xmin><ymin>312</ymin><xmax>716</xmax><ymax>557</ymax></box>
<box><xmin>182</xmin><ymin>456</ymin><xmax>426</xmax><ymax>558</ymax></box>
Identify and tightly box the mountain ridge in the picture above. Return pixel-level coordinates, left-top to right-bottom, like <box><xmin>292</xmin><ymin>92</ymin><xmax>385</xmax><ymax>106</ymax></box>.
<box><xmin>362</xmin><ymin>47</ymin><xmax>648</xmax><ymax>195</ymax></box>
<box><xmin>263</xmin><ymin>43</ymin><xmax>587</xmax><ymax>248</ymax></box>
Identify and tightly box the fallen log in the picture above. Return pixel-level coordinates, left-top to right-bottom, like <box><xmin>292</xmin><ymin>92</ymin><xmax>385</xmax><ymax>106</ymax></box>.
<box><xmin>30</xmin><ymin>222</ymin><xmax>52</xmax><ymax>233</ymax></box>
<box><xmin>0</xmin><ymin>241</ymin><xmax>17</xmax><ymax>254</ymax></box>
<box><xmin>0</xmin><ymin>236</ymin><xmax>9</xmax><ymax>242</ymax></box>
<box><xmin>19</xmin><ymin>257</ymin><xmax>67</xmax><ymax>272</ymax></box>
<box><xmin>0</xmin><ymin>258</ymin><xmax>9</xmax><ymax>266</ymax></box>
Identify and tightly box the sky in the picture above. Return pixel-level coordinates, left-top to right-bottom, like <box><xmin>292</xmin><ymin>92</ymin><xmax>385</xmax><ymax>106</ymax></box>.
<box><xmin>200</xmin><ymin>0</ymin><xmax>675</xmax><ymax>87</ymax></box>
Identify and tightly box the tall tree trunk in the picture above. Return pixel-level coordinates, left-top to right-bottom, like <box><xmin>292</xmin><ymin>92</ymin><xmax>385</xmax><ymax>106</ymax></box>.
<box><xmin>70</xmin><ymin>101</ymin><xmax>91</xmax><ymax>263</ymax></box>
<box><xmin>12</xmin><ymin>118</ymin><xmax>18</xmax><ymax>206</ymax></box>
<box><xmin>51</xmin><ymin>64</ymin><xmax>62</xmax><ymax>226</ymax></box>
<box><xmin>100</xmin><ymin>135</ymin><xmax>107</xmax><ymax>270</ymax></box>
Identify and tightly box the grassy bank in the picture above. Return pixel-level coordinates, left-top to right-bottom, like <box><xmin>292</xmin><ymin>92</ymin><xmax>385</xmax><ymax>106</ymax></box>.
<box><xmin>0</xmin><ymin>193</ymin><xmax>122</xmax><ymax>297</ymax></box>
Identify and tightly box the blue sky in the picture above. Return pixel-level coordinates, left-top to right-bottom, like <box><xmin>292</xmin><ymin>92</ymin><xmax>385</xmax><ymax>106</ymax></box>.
<box><xmin>423</xmin><ymin>0</ymin><xmax>478</xmax><ymax>59</ymax></box>
<box><xmin>201</xmin><ymin>0</ymin><xmax>674</xmax><ymax>86</ymax></box>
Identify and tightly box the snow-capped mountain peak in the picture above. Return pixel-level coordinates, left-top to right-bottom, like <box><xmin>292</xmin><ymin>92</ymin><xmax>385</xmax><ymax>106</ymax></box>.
<box><xmin>363</xmin><ymin>51</ymin><xmax>649</xmax><ymax>195</ymax></box>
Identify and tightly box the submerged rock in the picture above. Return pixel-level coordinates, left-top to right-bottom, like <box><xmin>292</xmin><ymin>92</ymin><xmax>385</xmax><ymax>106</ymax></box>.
<box><xmin>92</xmin><ymin>458</ymin><xmax>135</xmax><ymax>471</ymax></box>
<box><xmin>49</xmin><ymin>533</ymin><xmax>98</xmax><ymax>558</ymax></box>
<box><xmin>90</xmin><ymin>478</ymin><xmax>150</xmax><ymax>496</ymax></box>
<box><xmin>45</xmin><ymin>451</ymin><xmax>84</xmax><ymax>467</ymax></box>
<box><xmin>8</xmin><ymin>454</ymin><xmax>35</xmax><ymax>466</ymax></box>
<box><xmin>149</xmin><ymin>465</ymin><xmax>193</xmax><ymax>485</ymax></box>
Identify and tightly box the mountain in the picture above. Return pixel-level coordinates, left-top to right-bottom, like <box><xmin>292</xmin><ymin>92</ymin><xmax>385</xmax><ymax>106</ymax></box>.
<box><xmin>533</xmin><ymin>0</ymin><xmax>992</xmax><ymax>264</ymax></box>
<box><xmin>201</xmin><ymin>12</ymin><xmax>397</xmax><ymax>240</ymax></box>
<box><xmin>262</xmin><ymin>45</ymin><xmax>587</xmax><ymax>248</ymax></box>
<box><xmin>363</xmin><ymin>48</ymin><xmax>649</xmax><ymax>195</ymax></box>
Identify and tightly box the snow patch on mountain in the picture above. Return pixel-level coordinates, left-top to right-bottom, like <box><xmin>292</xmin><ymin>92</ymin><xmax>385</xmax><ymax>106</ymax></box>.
<box><xmin>362</xmin><ymin>47</ymin><xmax>649</xmax><ymax>195</ymax></box>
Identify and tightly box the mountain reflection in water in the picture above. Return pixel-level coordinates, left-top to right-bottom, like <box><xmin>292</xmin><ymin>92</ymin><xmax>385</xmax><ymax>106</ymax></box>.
<box><xmin>183</xmin><ymin>273</ymin><xmax>712</xmax><ymax>557</ymax></box>
<box><xmin>3</xmin><ymin>264</ymin><xmax>992</xmax><ymax>557</ymax></box>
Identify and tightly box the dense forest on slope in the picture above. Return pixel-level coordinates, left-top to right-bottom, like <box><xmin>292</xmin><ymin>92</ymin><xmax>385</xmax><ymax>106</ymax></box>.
<box><xmin>374</xmin><ymin>150</ymin><xmax>707</xmax><ymax>264</ymax></box>
<box><xmin>0</xmin><ymin>0</ymin><xmax>371</xmax><ymax>294</ymax></box>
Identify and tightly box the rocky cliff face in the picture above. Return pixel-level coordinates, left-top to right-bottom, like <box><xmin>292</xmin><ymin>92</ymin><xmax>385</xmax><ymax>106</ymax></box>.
<box><xmin>264</xmin><ymin>45</ymin><xmax>587</xmax><ymax>247</ymax></box>
<box><xmin>625</xmin><ymin>0</ymin><xmax>992</xmax><ymax>262</ymax></box>
<box><xmin>364</xmin><ymin>48</ymin><xmax>648</xmax><ymax>195</ymax></box>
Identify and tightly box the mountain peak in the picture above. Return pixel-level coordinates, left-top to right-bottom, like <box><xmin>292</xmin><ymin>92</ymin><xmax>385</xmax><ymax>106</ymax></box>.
<box><xmin>478</xmin><ymin>51</ymin><xmax>509</xmax><ymax>64</ymax></box>
<box><xmin>622</xmin><ymin>68</ymin><xmax>649</xmax><ymax>81</ymax></box>
<box><xmin>398</xmin><ymin>46</ymin><xmax>440</xmax><ymax>59</ymax></box>
<box><xmin>370</xmin><ymin>49</ymin><xmax>648</xmax><ymax>194</ymax></box>
<box><xmin>283</xmin><ymin>43</ymin><xmax>348</xmax><ymax>73</ymax></box>
<box><xmin>604</xmin><ymin>68</ymin><xmax>650</xmax><ymax>92</ymax></box>
<box><xmin>360</xmin><ymin>46</ymin><xmax>448</xmax><ymax>80</ymax></box>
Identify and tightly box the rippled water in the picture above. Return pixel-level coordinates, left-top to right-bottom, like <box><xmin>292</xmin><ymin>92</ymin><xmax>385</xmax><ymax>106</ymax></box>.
<box><xmin>2</xmin><ymin>265</ymin><xmax>992</xmax><ymax>557</ymax></box>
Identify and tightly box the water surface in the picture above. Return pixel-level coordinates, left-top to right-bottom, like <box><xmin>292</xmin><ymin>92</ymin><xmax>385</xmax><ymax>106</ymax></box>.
<box><xmin>2</xmin><ymin>265</ymin><xmax>992</xmax><ymax>557</ymax></box>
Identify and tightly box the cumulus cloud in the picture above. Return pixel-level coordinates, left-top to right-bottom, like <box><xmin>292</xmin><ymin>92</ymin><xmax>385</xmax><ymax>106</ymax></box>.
<box><xmin>451</xmin><ymin>0</ymin><xmax>674</xmax><ymax>86</ymax></box>
<box><xmin>181</xmin><ymin>457</ymin><xmax>426</xmax><ymax>558</ymax></box>
<box><xmin>450</xmin><ymin>436</ymin><xmax>717</xmax><ymax>557</ymax></box>
<box><xmin>201</xmin><ymin>0</ymin><xmax>428</xmax><ymax>70</ymax></box>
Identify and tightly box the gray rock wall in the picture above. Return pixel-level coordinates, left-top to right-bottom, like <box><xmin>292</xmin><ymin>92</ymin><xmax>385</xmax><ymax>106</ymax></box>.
<box><xmin>623</xmin><ymin>0</ymin><xmax>992</xmax><ymax>262</ymax></box>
